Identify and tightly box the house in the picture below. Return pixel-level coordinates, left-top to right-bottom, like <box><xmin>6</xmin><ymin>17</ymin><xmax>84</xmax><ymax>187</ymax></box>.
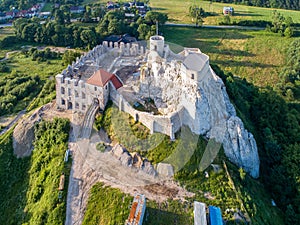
<box><xmin>56</xmin><ymin>69</ymin><xmax>123</xmax><ymax>111</ymax></box>
<box><xmin>70</xmin><ymin>6</ymin><xmax>85</xmax><ymax>14</ymax></box>
<box><xmin>104</xmin><ymin>34</ymin><xmax>137</xmax><ymax>44</ymax></box>
<box><xmin>223</xmin><ymin>6</ymin><xmax>234</xmax><ymax>15</ymax></box>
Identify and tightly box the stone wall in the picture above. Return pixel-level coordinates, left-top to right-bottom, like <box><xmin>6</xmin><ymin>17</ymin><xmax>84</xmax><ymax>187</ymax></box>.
<box><xmin>110</xmin><ymin>88</ymin><xmax>183</xmax><ymax>139</ymax></box>
<box><xmin>56</xmin><ymin>41</ymin><xmax>146</xmax><ymax>113</ymax></box>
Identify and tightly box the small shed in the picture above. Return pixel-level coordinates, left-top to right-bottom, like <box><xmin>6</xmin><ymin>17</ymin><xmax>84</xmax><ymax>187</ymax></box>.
<box><xmin>223</xmin><ymin>7</ymin><xmax>234</xmax><ymax>15</ymax></box>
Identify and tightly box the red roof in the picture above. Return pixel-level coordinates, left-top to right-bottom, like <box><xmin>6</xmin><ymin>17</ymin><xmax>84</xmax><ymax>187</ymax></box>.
<box><xmin>86</xmin><ymin>69</ymin><xmax>114</xmax><ymax>87</ymax></box>
<box><xmin>111</xmin><ymin>75</ymin><xmax>123</xmax><ymax>89</ymax></box>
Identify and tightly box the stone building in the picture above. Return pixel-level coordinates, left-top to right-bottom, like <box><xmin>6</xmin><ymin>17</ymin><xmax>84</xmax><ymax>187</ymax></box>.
<box><xmin>56</xmin><ymin>69</ymin><xmax>122</xmax><ymax>112</ymax></box>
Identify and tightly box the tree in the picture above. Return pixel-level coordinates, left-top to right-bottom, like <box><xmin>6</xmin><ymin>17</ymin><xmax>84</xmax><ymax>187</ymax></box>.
<box><xmin>189</xmin><ymin>6</ymin><xmax>205</xmax><ymax>26</ymax></box>
<box><xmin>62</xmin><ymin>50</ymin><xmax>81</xmax><ymax>65</ymax></box>
<box><xmin>80</xmin><ymin>29</ymin><xmax>97</xmax><ymax>49</ymax></box>
<box><xmin>144</xmin><ymin>11</ymin><xmax>168</xmax><ymax>25</ymax></box>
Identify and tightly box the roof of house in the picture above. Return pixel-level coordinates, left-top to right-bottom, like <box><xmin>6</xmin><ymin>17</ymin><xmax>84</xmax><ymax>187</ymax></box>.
<box><xmin>183</xmin><ymin>53</ymin><xmax>208</xmax><ymax>72</ymax></box>
<box><xmin>110</xmin><ymin>75</ymin><xmax>123</xmax><ymax>89</ymax></box>
<box><xmin>86</xmin><ymin>69</ymin><xmax>123</xmax><ymax>89</ymax></box>
<box><xmin>86</xmin><ymin>69</ymin><xmax>114</xmax><ymax>87</ymax></box>
<box><xmin>209</xmin><ymin>206</ymin><xmax>223</xmax><ymax>225</ymax></box>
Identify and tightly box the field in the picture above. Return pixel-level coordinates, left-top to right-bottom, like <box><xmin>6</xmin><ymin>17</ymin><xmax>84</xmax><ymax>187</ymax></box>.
<box><xmin>149</xmin><ymin>0</ymin><xmax>300</xmax><ymax>24</ymax></box>
<box><xmin>41</xmin><ymin>3</ymin><xmax>53</xmax><ymax>12</ymax></box>
<box><xmin>162</xmin><ymin>26</ymin><xmax>294</xmax><ymax>87</ymax></box>
<box><xmin>4</xmin><ymin>52</ymin><xmax>65</xmax><ymax>79</ymax></box>
<box><xmin>91</xmin><ymin>0</ymin><xmax>300</xmax><ymax>24</ymax></box>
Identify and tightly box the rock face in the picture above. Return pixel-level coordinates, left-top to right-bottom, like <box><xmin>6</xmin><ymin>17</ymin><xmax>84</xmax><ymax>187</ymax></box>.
<box><xmin>13</xmin><ymin>107</ymin><xmax>42</xmax><ymax>157</ymax></box>
<box><xmin>140</xmin><ymin>52</ymin><xmax>260</xmax><ymax>178</ymax></box>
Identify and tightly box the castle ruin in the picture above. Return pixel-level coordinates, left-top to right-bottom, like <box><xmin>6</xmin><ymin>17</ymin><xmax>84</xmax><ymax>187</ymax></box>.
<box><xmin>55</xmin><ymin>35</ymin><xmax>260</xmax><ymax>178</ymax></box>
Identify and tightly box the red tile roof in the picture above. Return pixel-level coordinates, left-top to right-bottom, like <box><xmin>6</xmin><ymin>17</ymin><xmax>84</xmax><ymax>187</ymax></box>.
<box><xmin>111</xmin><ymin>75</ymin><xmax>123</xmax><ymax>89</ymax></box>
<box><xmin>86</xmin><ymin>69</ymin><xmax>114</xmax><ymax>87</ymax></box>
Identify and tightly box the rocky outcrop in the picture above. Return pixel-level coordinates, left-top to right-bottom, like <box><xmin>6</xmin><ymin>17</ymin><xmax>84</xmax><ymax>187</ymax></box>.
<box><xmin>140</xmin><ymin>62</ymin><xmax>260</xmax><ymax>178</ymax></box>
<box><xmin>13</xmin><ymin>107</ymin><xmax>43</xmax><ymax>157</ymax></box>
<box><xmin>111</xmin><ymin>144</ymin><xmax>157</xmax><ymax>176</ymax></box>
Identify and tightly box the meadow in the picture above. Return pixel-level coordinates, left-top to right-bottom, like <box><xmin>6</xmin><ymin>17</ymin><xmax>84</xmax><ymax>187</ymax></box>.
<box><xmin>85</xmin><ymin>0</ymin><xmax>300</xmax><ymax>25</ymax></box>
<box><xmin>162</xmin><ymin>26</ymin><xmax>294</xmax><ymax>87</ymax></box>
<box><xmin>150</xmin><ymin>0</ymin><xmax>300</xmax><ymax>24</ymax></box>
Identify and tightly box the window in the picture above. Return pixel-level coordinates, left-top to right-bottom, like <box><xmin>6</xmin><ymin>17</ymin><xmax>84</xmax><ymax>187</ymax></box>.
<box><xmin>75</xmin><ymin>91</ymin><xmax>79</xmax><ymax>98</ymax></box>
<box><xmin>68</xmin><ymin>88</ymin><xmax>72</xmax><ymax>96</ymax></box>
<box><xmin>105</xmin><ymin>85</ymin><xmax>108</xmax><ymax>90</ymax></box>
<box><xmin>191</xmin><ymin>74</ymin><xmax>194</xmax><ymax>79</ymax></box>
<box><xmin>61</xmin><ymin>87</ymin><xmax>65</xmax><ymax>94</ymax></box>
<box><xmin>61</xmin><ymin>99</ymin><xmax>65</xmax><ymax>105</ymax></box>
<box><xmin>82</xmin><ymin>92</ymin><xmax>86</xmax><ymax>99</ymax></box>
<box><xmin>75</xmin><ymin>102</ymin><xmax>79</xmax><ymax>109</ymax></box>
<box><xmin>94</xmin><ymin>86</ymin><xmax>97</xmax><ymax>91</ymax></box>
<box><xmin>82</xmin><ymin>104</ymin><xmax>86</xmax><ymax>111</ymax></box>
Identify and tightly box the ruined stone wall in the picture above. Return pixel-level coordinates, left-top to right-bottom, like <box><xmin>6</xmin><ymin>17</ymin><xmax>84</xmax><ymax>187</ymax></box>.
<box><xmin>56</xmin><ymin>41</ymin><xmax>146</xmax><ymax>113</ymax></box>
<box><xmin>110</xmin><ymin>88</ymin><xmax>182</xmax><ymax>139</ymax></box>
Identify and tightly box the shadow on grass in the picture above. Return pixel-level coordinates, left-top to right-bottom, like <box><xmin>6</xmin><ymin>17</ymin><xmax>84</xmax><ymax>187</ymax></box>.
<box><xmin>213</xmin><ymin>59</ymin><xmax>275</xmax><ymax>68</ymax></box>
<box><xmin>152</xmin><ymin>7</ymin><xmax>167</xmax><ymax>11</ymax></box>
<box><xmin>234</xmin><ymin>12</ymin><xmax>262</xmax><ymax>17</ymax></box>
<box><xmin>217</xmin><ymin>49</ymin><xmax>256</xmax><ymax>57</ymax></box>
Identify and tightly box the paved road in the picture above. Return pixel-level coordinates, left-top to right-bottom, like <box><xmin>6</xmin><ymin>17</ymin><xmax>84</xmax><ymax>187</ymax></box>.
<box><xmin>165</xmin><ymin>22</ymin><xmax>265</xmax><ymax>30</ymax></box>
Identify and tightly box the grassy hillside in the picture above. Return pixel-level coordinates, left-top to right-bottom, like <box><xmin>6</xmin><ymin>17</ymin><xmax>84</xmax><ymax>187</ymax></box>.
<box><xmin>0</xmin><ymin>118</ymin><xmax>70</xmax><ymax>225</ymax></box>
<box><xmin>88</xmin><ymin>104</ymin><xmax>285</xmax><ymax>224</ymax></box>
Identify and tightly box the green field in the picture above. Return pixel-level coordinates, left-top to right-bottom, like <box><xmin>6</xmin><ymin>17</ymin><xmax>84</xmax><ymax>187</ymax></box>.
<box><xmin>5</xmin><ymin>52</ymin><xmax>65</xmax><ymax>79</ymax></box>
<box><xmin>91</xmin><ymin>0</ymin><xmax>300</xmax><ymax>24</ymax></box>
<box><xmin>163</xmin><ymin>26</ymin><xmax>293</xmax><ymax>87</ymax></box>
<box><xmin>149</xmin><ymin>0</ymin><xmax>300</xmax><ymax>24</ymax></box>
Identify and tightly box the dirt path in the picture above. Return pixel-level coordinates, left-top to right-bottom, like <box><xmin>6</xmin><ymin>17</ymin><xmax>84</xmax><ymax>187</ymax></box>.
<box><xmin>65</xmin><ymin>113</ymin><xmax>194</xmax><ymax>225</ymax></box>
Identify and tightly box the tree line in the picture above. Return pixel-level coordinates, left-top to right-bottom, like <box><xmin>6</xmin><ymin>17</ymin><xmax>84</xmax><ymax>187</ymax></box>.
<box><xmin>205</xmin><ymin>0</ymin><xmax>300</xmax><ymax>10</ymax></box>
<box><xmin>12</xmin><ymin>7</ymin><xmax>167</xmax><ymax>50</ymax></box>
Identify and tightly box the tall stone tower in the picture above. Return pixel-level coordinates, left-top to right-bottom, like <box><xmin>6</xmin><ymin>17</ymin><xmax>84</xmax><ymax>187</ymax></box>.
<box><xmin>149</xmin><ymin>35</ymin><xmax>164</xmax><ymax>57</ymax></box>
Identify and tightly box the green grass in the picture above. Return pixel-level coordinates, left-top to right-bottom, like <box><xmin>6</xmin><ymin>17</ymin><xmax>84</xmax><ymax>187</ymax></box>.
<box><xmin>149</xmin><ymin>0</ymin><xmax>300</xmax><ymax>24</ymax></box>
<box><xmin>0</xmin><ymin>118</ymin><xmax>70</xmax><ymax>225</ymax></box>
<box><xmin>163</xmin><ymin>26</ymin><xmax>293</xmax><ymax>87</ymax></box>
<box><xmin>5</xmin><ymin>52</ymin><xmax>65</xmax><ymax>79</ymax></box>
<box><xmin>83</xmin><ymin>182</ymin><xmax>194</xmax><ymax>225</ymax></box>
<box><xmin>0</xmin><ymin>27</ymin><xmax>14</xmax><ymax>41</ymax></box>
<box><xmin>82</xmin><ymin>182</ymin><xmax>133</xmax><ymax>225</ymax></box>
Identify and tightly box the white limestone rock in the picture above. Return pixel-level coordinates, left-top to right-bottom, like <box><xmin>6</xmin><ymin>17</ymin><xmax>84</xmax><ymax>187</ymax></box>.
<box><xmin>223</xmin><ymin>116</ymin><xmax>260</xmax><ymax>178</ymax></box>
